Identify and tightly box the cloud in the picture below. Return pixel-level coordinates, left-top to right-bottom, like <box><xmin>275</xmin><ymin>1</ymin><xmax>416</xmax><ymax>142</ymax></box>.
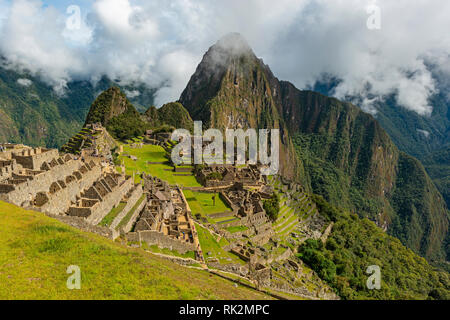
<box><xmin>417</xmin><ymin>129</ymin><xmax>430</xmax><ymax>138</ymax></box>
<box><xmin>0</xmin><ymin>0</ymin><xmax>448</xmax><ymax>113</ymax></box>
<box><xmin>17</xmin><ymin>78</ymin><xmax>33</xmax><ymax>86</ymax></box>
<box><xmin>124</xmin><ymin>89</ymin><xmax>140</xmax><ymax>98</ymax></box>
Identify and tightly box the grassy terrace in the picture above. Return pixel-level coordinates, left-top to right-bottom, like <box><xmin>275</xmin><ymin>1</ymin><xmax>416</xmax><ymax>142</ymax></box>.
<box><xmin>143</xmin><ymin>244</ymin><xmax>196</xmax><ymax>261</ymax></box>
<box><xmin>225</xmin><ymin>226</ymin><xmax>249</xmax><ymax>233</ymax></box>
<box><xmin>118</xmin><ymin>144</ymin><xmax>201</xmax><ymax>187</ymax></box>
<box><xmin>183</xmin><ymin>190</ymin><xmax>233</xmax><ymax>224</ymax></box>
<box><xmin>0</xmin><ymin>201</ymin><xmax>272</xmax><ymax>299</ymax></box>
<box><xmin>195</xmin><ymin>223</ymin><xmax>245</xmax><ymax>265</ymax></box>
<box><xmin>116</xmin><ymin>194</ymin><xmax>147</xmax><ymax>231</ymax></box>
<box><xmin>99</xmin><ymin>202</ymin><xmax>126</xmax><ymax>227</ymax></box>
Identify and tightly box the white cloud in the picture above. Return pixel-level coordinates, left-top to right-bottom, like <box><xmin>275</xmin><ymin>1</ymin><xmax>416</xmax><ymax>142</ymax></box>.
<box><xmin>0</xmin><ymin>0</ymin><xmax>448</xmax><ymax>112</ymax></box>
<box><xmin>17</xmin><ymin>78</ymin><xmax>33</xmax><ymax>86</ymax></box>
<box><xmin>417</xmin><ymin>129</ymin><xmax>430</xmax><ymax>138</ymax></box>
<box><xmin>124</xmin><ymin>89</ymin><xmax>140</xmax><ymax>98</ymax></box>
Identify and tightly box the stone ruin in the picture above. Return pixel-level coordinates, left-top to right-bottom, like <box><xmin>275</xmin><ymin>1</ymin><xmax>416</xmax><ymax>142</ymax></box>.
<box><xmin>196</xmin><ymin>164</ymin><xmax>262</xmax><ymax>188</ymax></box>
<box><xmin>0</xmin><ymin>143</ymin><xmax>146</xmax><ymax>238</ymax></box>
<box><xmin>127</xmin><ymin>174</ymin><xmax>199</xmax><ymax>256</ymax></box>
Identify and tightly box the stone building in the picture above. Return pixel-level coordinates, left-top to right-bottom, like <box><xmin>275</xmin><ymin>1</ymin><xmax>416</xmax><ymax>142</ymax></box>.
<box><xmin>129</xmin><ymin>174</ymin><xmax>198</xmax><ymax>255</ymax></box>
<box><xmin>0</xmin><ymin>144</ymin><xmax>145</xmax><ymax>232</ymax></box>
<box><xmin>196</xmin><ymin>164</ymin><xmax>262</xmax><ymax>188</ymax></box>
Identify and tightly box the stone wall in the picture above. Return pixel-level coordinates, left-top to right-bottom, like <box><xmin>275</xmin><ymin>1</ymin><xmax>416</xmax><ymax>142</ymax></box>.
<box><xmin>126</xmin><ymin>230</ymin><xmax>196</xmax><ymax>254</ymax></box>
<box><xmin>0</xmin><ymin>157</ymin><xmax>81</xmax><ymax>206</ymax></box>
<box><xmin>85</xmin><ymin>177</ymin><xmax>134</xmax><ymax>225</ymax></box>
<box><xmin>47</xmin><ymin>214</ymin><xmax>120</xmax><ymax>239</ymax></box>
<box><xmin>110</xmin><ymin>186</ymin><xmax>144</xmax><ymax>230</ymax></box>
<box><xmin>219</xmin><ymin>191</ymin><xmax>239</xmax><ymax>215</ymax></box>
<box><xmin>12</xmin><ymin>148</ymin><xmax>59</xmax><ymax>170</ymax></box>
<box><xmin>119</xmin><ymin>192</ymin><xmax>147</xmax><ymax>234</ymax></box>
<box><xmin>38</xmin><ymin>164</ymin><xmax>102</xmax><ymax>215</ymax></box>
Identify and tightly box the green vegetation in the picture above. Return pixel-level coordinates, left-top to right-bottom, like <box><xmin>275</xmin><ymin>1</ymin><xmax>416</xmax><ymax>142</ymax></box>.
<box><xmin>144</xmin><ymin>244</ymin><xmax>196</xmax><ymax>260</ymax></box>
<box><xmin>0</xmin><ymin>201</ymin><xmax>271</xmax><ymax>299</ymax></box>
<box><xmin>84</xmin><ymin>87</ymin><xmax>149</xmax><ymax>141</ymax></box>
<box><xmin>263</xmin><ymin>193</ymin><xmax>280</xmax><ymax>221</ymax></box>
<box><xmin>144</xmin><ymin>102</ymin><xmax>194</xmax><ymax>132</ymax></box>
<box><xmin>422</xmin><ymin>147</ymin><xmax>450</xmax><ymax>212</ymax></box>
<box><xmin>184</xmin><ymin>191</ymin><xmax>232</xmax><ymax>217</ymax></box>
<box><xmin>297</xmin><ymin>196</ymin><xmax>450</xmax><ymax>300</ymax></box>
<box><xmin>206</xmin><ymin>172</ymin><xmax>223</xmax><ymax>181</ymax></box>
<box><xmin>226</xmin><ymin>226</ymin><xmax>248</xmax><ymax>233</ymax></box>
<box><xmin>195</xmin><ymin>223</ymin><xmax>245</xmax><ymax>265</ymax></box>
<box><xmin>116</xmin><ymin>195</ymin><xmax>146</xmax><ymax>231</ymax></box>
<box><xmin>293</xmin><ymin>129</ymin><xmax>449</xmax><ymax>263</ymax></box>
<box><xmin>0</xmin><ymin>67</ymin><xmax>157</xmax><ymax>148</ymax></box>
<box><xmin>118</xmin><ymin>144</ymin><xmax>201</xmax><ymax>187</ymax></box>
<box><xmin>99</xmin><ymin>202</ymin><xmax>126</xmax><ymax>227</ymax></box>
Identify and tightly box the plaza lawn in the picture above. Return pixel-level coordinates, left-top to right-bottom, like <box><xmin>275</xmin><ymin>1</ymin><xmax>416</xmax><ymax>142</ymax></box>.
<box><xmin>0</xmin><ymin>201</ymin><xmax>271</xmax><ymax>300</ymax></box>
<box><xmin>183</xmin><ymin>190</ymin><xmax>232</xmax><ymax>219</ymax></box>
<box><xmin>225</xmin><ymin>226</ymin><xmax>249</xmax><ymax>234</ymax></box>
<box><xmin>195</xmin><ymin>223</ymin><xmax>245</xmax><ymax>265</ymax></box>
<box><xmin>118</xmin><ymin>144</ymin><xmax>201</xmax><ymax>187</ymax></box>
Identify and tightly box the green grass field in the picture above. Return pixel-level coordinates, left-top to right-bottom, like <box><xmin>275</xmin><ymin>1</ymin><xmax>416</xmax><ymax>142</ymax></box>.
<box><xmin>195</xmin><ymin>223</ymin><xmax>245</xmax><ymax>265</ymax></box>
<box><xmin>0</xmin><ymin>201</ymin><xmax>271</xmax><ymax>300</ymax></box>
<box><xmin>118</xmin><ymin>144</ymin><xmax>201</xmax><ymax>187</ymax></box>
<box><xmin>225</xmin><ymin>226</ymin><xmax>249</xmax><ymax>233</ymax></box>
<box><xmin>183</xmin><ymin>190</ymin><xmax>233</xmax><ymax>225</ymax></box>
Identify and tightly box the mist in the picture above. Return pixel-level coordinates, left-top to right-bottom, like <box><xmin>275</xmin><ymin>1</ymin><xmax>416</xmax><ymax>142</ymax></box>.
<box><xmin>0</xmin><ymin>0</ymin><xmax>448</xmax><ymax>114</ymax></box>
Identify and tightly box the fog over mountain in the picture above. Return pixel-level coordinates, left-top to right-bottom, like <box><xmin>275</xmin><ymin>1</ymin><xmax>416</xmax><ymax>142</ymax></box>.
<box><xmin>0</xmin><ymin>0</ymin><xmax>448</xmax><ymax>113</ymax></box>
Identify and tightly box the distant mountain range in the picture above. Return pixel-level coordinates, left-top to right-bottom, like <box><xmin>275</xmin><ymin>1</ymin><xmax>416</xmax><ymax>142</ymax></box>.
<box><xmin>0</xmin><ymin>64</ymin><xmax>156</xmax><ymax>148</ymax></box>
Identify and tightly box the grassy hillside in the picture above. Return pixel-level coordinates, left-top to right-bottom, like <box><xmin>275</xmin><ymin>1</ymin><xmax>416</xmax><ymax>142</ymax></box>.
<box><xmin>0</xmin><ymin>201</ymin><xmax>271</xmax><ymax>300</ymax></box>
<box><xmin>117</xmin><ymin>144</ymin><xmax>201</xmax><ymax>187</ymax></box>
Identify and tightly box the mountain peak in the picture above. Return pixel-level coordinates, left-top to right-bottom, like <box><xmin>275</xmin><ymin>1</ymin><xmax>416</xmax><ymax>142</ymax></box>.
<box><xmin>213</xmin><ymin>32</ymin><xmax>254</xmax><ymax>56</ymax></box>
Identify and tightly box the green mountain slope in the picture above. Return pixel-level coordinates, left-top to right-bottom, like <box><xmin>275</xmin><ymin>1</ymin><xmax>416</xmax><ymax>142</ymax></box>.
<box><xmin>84</xmin><ymin>87</ymin><xmax>149</xmax><ymax>141</ymax></box>
<box><xmin>144</xmin><ymin>102</ymin><xmax>194</xmax><ymax>132</ymax></box>
<box><xmin>312</xmin><ymin>79</ymin><xmax>450</xmax><ymax>220</ymax></box>
<box><xmin>422</xmin><ymin>147</ymin><xmax>450</xmax><ymax>226</ymax></box>
<box><xmin>299</xmin><ymin>195</ymin><xmax>450</xmax><ymax>300</ymax></box>
<box><xmin>280</xmin><ymin>88</ymin><xmax>449</xmax><ymax>263</ymax></box>
<box><xmin>0</xmin><ymin>201</ymin><xmax>271</xmax><ymax>300</ymax></box>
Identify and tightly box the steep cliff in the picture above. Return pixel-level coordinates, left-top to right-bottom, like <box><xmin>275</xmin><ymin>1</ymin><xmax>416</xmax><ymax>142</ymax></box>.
<box><xmin>281</xmin><ymin>88</ymin><xmax>449</xmax><ymax>262</ymax></box>
<box><xmin>180</xmin><ymin>33</ymin><xmax>303</xmax><ymax>180</ymax></box>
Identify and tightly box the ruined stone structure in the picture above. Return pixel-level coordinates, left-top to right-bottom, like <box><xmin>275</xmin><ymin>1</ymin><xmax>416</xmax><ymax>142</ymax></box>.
<box><xmin>0</xmin><ymin>143</ymin><xmax>145</xmax><ymax>237</ymax></box>
<box><xmin>128</xmin><ymin>174</ymin><xmax>200</xmax><ymax>256</ymax></box>
<box><xmin>1</xmin><ymin>146</ymin><xmax>84</xmax><ymax>207</ymax></box>
<box><xmin>67</xmin><ymin>173</ymin><xmax>136</xmax><ymax>225</ymax></box>
<box><xmin>196</xmin><ymin>164</ymin><xmax>262</xmax><ymax>188</ymax></box>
